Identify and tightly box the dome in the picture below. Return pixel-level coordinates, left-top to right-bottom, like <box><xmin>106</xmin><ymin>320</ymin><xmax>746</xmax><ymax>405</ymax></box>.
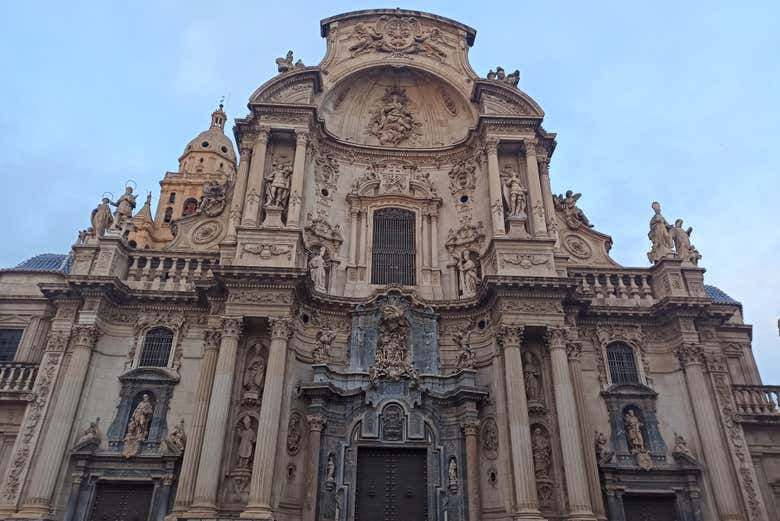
<box><xmin>179</xmin><ymin>104</ymin><xmax>237</xmax><ymax>165</ymax></box>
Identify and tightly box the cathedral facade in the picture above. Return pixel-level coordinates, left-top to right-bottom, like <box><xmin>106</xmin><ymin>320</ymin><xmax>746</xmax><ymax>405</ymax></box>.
<box><xmin>0</xmin><ymin>9</ymin><xmax>778</xmax><ymax>521</ymax></box>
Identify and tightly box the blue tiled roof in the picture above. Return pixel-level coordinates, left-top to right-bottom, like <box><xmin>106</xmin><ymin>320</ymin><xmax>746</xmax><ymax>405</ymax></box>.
<box><xmin>704</xmin><ymin>285</ymin><xmax>739</xmax><ymax>305</ymax></box>
<box><xmin>10</xmin><ymin>253</ymin><xmax>72</xmax><ymax>274</ymax></box>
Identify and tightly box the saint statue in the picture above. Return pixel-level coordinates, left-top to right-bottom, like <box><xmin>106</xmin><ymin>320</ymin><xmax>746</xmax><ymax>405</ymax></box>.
<box><xmin>624</xmin><ymin>410</ymin><xmax>645</xmax><ymax>453</ymax></box>
<box><xmin>647</xmin><ymin>202</ymin><xmax>674</xmax><ymax>263</ymax></box>
<box><xmin>236</xmin><ymin>416</ymin><xmax>256</xmax><ymax>468</ymax></box>
<box><xmin>503</xmin><ymin>169</ymin><xmax>527</xmax><ymax>218</ymax></box>
<box><xmin>532</xmin><ymin>428</ymin><xmax>551</xmax><ymax>478</ymax></box>
<box><xmin>459</xmin><ymin>250</ymin><xmax>479</xmax><ymax>297</ymax></box>
<box><xmin>74</xmin><ymin>420</ymin><xmax>99</xmax><ymax>449</ymax></box>
<box><xmin>264</xmin><ymin>163</ymin><xmax>292</xmax><ymax>208</ymax></box>
<box><xmin>123</xmin><ymin>393</ymin><xmax>154</xmax><ymax>458</ymax></box>
<box><xmin>448</xmin><ymin>457</ymin><xmax>458</xmax><ymax>487</ymax></box>
<box><xmin>309</xmin><ymin>247</ymin><xmax>328</xmax><ymax>293</ymax></box>
<box><xmin>326</xmin><ymin>453</ymin><xmax>336</xmax><ymax>481</ymax></box>
<box><xmin>165</xmin><ymin>419</ymin><xmax>186</xmax><ymax>452</ymax></box>
<box><xmin>673</xmin><ymin>432</ymin><xmax>694</xmax><ymax>459</ymax></box>
<box><xmin>670</xmin><ymin>219</ymin><xmax>700</xmax><ymax>265</ymax></box>
<box><xmin>243</xmin><ymin>356</ymin><xmax>266</xmax><ymax>394</ymax></box>
<box><xmin>91</xmin><ymin>198</ymin><xmax>113</xmax><ymax>237</ymax></box>
<box><xmin>112</xmin><ymin>186</ymin><xmax>137</xmax><ymax>230</ymax></box>
<box><xmin>523</xmin><ymin>352</ymin><xmax>541</xmax><ymax>402</ymax></box>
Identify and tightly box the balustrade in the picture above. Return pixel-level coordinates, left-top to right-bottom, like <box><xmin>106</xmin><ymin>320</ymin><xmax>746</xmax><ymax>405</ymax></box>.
<box><xmin>733</xmin><ymin>385</ymin><xmax>780</xmax><ymax>419</ymax></box>
<box><xmin>572</xmin><ymin>269</ymin><xmax>654</xmax><ymax>306</ymax></box>
<box><xmin>0</xmin><ymin>362</ymin><xmax>38</xmax><ymax>396</ymax></box>
<box><xmin>126</xmin><ymin>253</ymin><xmax>218</xmax><ymax>292</ymax></box>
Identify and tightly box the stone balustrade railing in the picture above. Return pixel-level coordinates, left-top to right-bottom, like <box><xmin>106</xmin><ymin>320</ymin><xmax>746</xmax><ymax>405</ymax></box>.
<box><xmin>126</xmin><ymin>252</ymin><xmax>219</xmax><ymax>292</ymax></box>
<box><xmin>0</xmin><ymin>362</ymin><xmax>38</xmax><ymax>398</ymax></box>
<box><xmin>571</xmin><ymin>269</ymin><xmax>655</xmax><ymax>306</ymax></box>
<box><xmin>733</xmin><ymin>385</ymin><xmax>780</xmax><ymax>421</ymax></box>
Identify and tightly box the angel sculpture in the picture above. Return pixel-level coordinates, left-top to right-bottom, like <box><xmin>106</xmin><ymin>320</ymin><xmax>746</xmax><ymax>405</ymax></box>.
<box><xmin>669</xmin><ymin>219</ymin><xmax>701</xmax><ymax>265</ymax></box>
<box><xmin>554</xmin><ymin>190</ymin><xmax>593</xmax><ymax>228</ymax></box>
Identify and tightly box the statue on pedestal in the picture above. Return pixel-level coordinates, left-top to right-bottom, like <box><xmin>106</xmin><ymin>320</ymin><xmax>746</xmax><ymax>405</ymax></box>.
<box><xmin>309</xmin><ymin>247</ymin><xmax>328</xmax><ymax>293</ymax></box>
<box><xmin>123</xmin><ymin>393</ymin><xmax>154</xmax><ymax>458</ymax></box>
<box><xmin>91</xmin><ymin>198</ymin><xmax>113</xmax><ymax>237</ymax></box>
<box><xmin>112</xmin><ymin>186</ymin><xmax>137</xmax><ymax>231</ymax></box>
<box><xmin>264</xmin><ymin>162</ymin><xmax>292</xmax><ymax>209</ymax></box>
<box><xmin>647</xmin><ymin>201</ymin><xmax>674</xmax><ymax>263</ymax></box>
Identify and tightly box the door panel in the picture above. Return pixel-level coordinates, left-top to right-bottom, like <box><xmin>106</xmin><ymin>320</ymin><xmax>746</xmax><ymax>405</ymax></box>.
<box><xmin>89</xmin><ymin>483</ymin><xmax>154</xmax><ymax>521</ymax></box>
<box><xmin>355</xmin><ymin>447</ymin><xmax>427</xmax><ymax>521</ymax></box>
<box><xmin>622</xmin><ymin>494</ymin><xmax>678</xmax><ymax>521</ymax></box>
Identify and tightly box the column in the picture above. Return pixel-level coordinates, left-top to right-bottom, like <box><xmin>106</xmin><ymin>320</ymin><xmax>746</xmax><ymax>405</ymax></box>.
<box><xmin>537</xmin><ymin>155</ymin><xmax>558</xmax><ymax>240</ymax></box>
<box><xmin>497</xmin><ymin>326</ymin><xmax>543</xmax><ymax>520</ymax></box>
<box><xmin>20</xmin><ymin>325</ymin><xmax>99</xmax><ymax>516</ymax></box>
<box><xmin>676</xmin><ymin>344</ymin><xmax>743</xmax><ymax>519</ymax></box>
<box><xmin>348</xmin><ymin>207</ymin><xmax>359</xmax><ymax>266</ymax></box>
<box><xmin>303</xmin><ymin>415</ymin><xmax>326</xmax><ymax>521</ymax></box>
<box><xmin>546</xmin><ymin>329</ymin><xmax>596</xmax><ymax>521</ymax></box>
<box><xmin>189</xmin><ymin>318</ymin><xmax>243</xmax><ymax>515</ymax></box>
<box><xmin>241</xmin><ymin>127</ymin><xmax>270</xmax><ymax>227</ymax></box>
<box><xmin>421</xmin><ymin>212</ymin><xmax>430</xmax><ymax>268</ymax></box>
<box><xmin>242</xmin><ymin>318</ymin><xmax>292</xmax><ymax>519</ymax></box>
<box><xmin>462</xmin><ymin>421</ymin><xmax>481</xmax><ymax>521</ymax></box>
<box><xmin>359</xmin><ymin>211</ymin><xmax>369</xmax><ymax>267</ymax></box>
<box><xmin>430</xmin><ymin>213</ymin><xmax>440</xmax><ymax>268</ymax></box>
<box><xmin>172</xmin><ymin>329</ymin><xmax>221</xmax><ymax>513</ymax></box>
<box><xmin>567</xmin><ymin>342</ymin><xmax>607</xmax><ymax>521</ymax></box>
<box><xmin>522</xmin><ymin>140</ymin><xmax>548</xmax><ymax>237</ymax></box>
<box><xmin>285</xmin><ymin>129</ymin><xmax>309</xmax><ymax>228</ymax></box>
<box><xmin>485</xmin><ymin>138</ymin><xmax>506</xmax><ymax>236</ymax></box>
<box><xmin>228</xmin><ymin>147</ymin><xmax>253</xmax><ymax>239</ymax></box>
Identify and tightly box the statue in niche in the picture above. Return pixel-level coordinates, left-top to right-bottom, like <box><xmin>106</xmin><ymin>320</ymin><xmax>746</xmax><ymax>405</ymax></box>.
<box><xmin>286</xmin><ymin>413</ymin><xmax>303</xmax><ymax>455</ymax></box>
<box><xmin>531</xmin><ymin>427</ymin><xmax>551</xmax><ymax>478</ymax></box>
<box><xmin>624</xmin><ymin>410</ymin><xmax>645</xmax><ymax>453</ymax></box>
<box><xmin>276</xmin><ymin>50</ymin><xmax>304</xmax><ymax>73</ymax></box>
<box><xmin>367</xmin><ymin>86</ymin><xmax>420</xmax><ymax>146</ymax></box>
<box><xmin>369</xmin><ymin>303</ymin><xmax>417</xmax><ymax>382</ymax></box>
<box><xmin>164</xmin><ymin>419</ymin><xmax>186</xmax><ymax>452</ymax></box>
<box><xmin>243</xmin><ymin>356</ymin><xmax>266</xmax><ymax>397</ymax></box>
<box><xmin>91</xmin><ymin>198</ymin><xmax>113</xmax><ymax>237</ymax></box>
<box><xmin>523</xmin><ymin>353</ymin><xmax>541</xmax><ymax>402</ymax></box>
<box><xmin>309</xmin><ymin>246</ymin><xmax>328</xmax><ymax>293</ymax></box>
<box><xmin>554</xmin><ymin>190</ymin><xmax>593</xmax><ymax>228</ymax></box>
<box><xmin>448</xmin><ymin>457</ymin><xmax>458</xmax><ymax>491</ymax></box>
<box><xmin>74</xmin><ymin>420</ymin><xmax>100</xmax><ymax>449</ymax></box>
<box><xmin>123</xmin><ymin>393</ymin><xmax>154</xmax><ymax>458</ymax></box>
<box><xmin>236</xmin><ymin>416</ymin><xmax>256</xmax><ymax>468</ymax></box>
<box><xmin>670</xmin><ymin>218</ymin><xmax>701</xmax><ymax>265</ymax></box>
<box><xmin>502</xmin><ymin>167</ymin><xmax>527</xmax><ymax>218</ymax></box>
<box><xmin>264</xmin><ymin>162</ymin><xmax>293</xmax><ymax>209</ymax></box>
<box><xmin>458</xmin><ymin>250</ymin><xmax>479</xmax><ymax>298</ymax></box>
<box><xmin>112</xmin><ymin>185</ymin><xmax>137</xmax><ymax>231</ymax></box>
<box><xmin>647</xmin><ymin>201</ymin><xmax>674</xmax><ymax>263</ymax></box>
<box><xmin>454</xmin><ymin>324</ymin><xmax>476</xmax><ymax>370</ymax></box>
<box><xmin>313</xmin><ymin>327</ymin><xmax>336</xmax><ymax>364</ymax></box>
<box><xmin>326</xmin><ymin>453</ymin><xmax>336</xmax><ymax>482</ymax></box>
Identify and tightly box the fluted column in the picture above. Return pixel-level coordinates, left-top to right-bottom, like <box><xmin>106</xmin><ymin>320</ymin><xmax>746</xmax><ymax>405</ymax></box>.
<box><xmin>676</xmin><ymin>344</ymin><xmax>743</xmax><ymax>520</ymax></box>
<box><xmin>537</xmin><ymin>155</ymin><xmax>558</xmax><ymax>242</ymax></box>
<box><xmin>20</xmin><ymin>325</ymin><xmax>99</xmax><ymax>516</ymax></box>
<box><xmin>348</xmin><ymin>207</ymin><xmax>359</xmax><ymax>266</ymax></box>
<box><xmin>241</xmin><ymin>127</ymin><xmax>270</xmax><ymax>227</ymax></box>
<box><xmin>242</xmin><ymin>318</ymin><xmax>292</xmax><ymax>519</ymax></box>
<box><xmin>172</xmin><ymin>329</ymin><xmax>221</xmax><ymax>513</ymax></box>
<box><xmin>421</xmin><ymin>212</ymin><xmax>430</xmax><ymax>268</ymax></box>
<box><xmin>522</xmin><ymin>139</ymin><xmax>547</xmax><ymax>237</ymax></box>
<box><xmin>485</xmin><ymin>138</ymin><xmax>506</xmax><ymax>236</ymax></box>
<box><xmin>189</xmin><ymin>318</ymin><xmax>243</xmax><ymax>516</ymax></box>
<box><xmin>430</xmin><ymin>213</ymin><xmax>440</xmax><ymax>268</ymax></box>
<box><xmin>462</xmin><ymin>421</ymin><xmax>481</xmax><ymax>521</ymax></box>
<box><xmin>285</xmin><ymin>130</ymin><xmax>309</xmax><ymax>228</ymax></box>
<box><xmin>497</xmin><ymin>326</ymin><xmax>543</xmax><ymax>520</ymax></box>
<box><xmin>566</xmin><ymin>341</ymin><xmax>607</xmax><ymax>521</ymax></box>
<box><xmin>303</xmin><ymin>415</ymin><xmax>326</xmax><ymax>521</ymax></box>
<box><xmin>228</xmin><ymin>147</ymin><xmax>253</xmax><ymax>239</ymax></box>
<box><xmin>546</xmin><ymin>328</ymin><xmax>596</xmax><ymax>521</ymax></box>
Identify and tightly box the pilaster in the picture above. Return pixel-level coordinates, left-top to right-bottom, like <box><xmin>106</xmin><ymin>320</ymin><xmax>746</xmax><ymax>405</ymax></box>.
<box><xmin>285</xmin><ymin>129</ymin><xmax>309</xmax><ymax>229</ymax></box>
<box><xmin>241</xmin><ymin>127</ymin><xmax>270</xmax><ymax>228</ymax></box>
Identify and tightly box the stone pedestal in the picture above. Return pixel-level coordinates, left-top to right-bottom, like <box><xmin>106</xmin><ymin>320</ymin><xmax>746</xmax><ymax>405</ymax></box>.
<box><xmin>261</xmin><ymin>206</ymin><xmax>285</xmax><ymax>229</ymax></box>
<box><xmin>650</xmin><ymin>258</ymin><xmax>688</xmax><ymax>299</ymax></box>
<box><xmin>235</xmin><ymin>228</ymin><xmax>302</xmax><ymax>269</ymax></box>
<box><xmin>483</xmin><ymin>237</ymin><xmax>556</xmax><ymax>277</ymax></box>
<box><xmin>507</xmin><ymin>215</ymin><xmax>529</xmax><ymax>238</ymax></box>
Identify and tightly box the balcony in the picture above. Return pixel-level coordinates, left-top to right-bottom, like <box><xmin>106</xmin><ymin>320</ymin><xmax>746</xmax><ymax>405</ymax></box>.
<box><xmin>0</xmin><ymin>362</ymin><xmax>38</xmax><ymax>400</ymax></box>
<box><xmin>571</xmin><ymin>268</ymin><xmax>655</xmax><ymax>307</ymax></box>
<box><xmin>126</xmin><ymin>252</ymin><xmax>218</xmax><ymax>292</ymax></box>
<box><xmin>733</xmin><ymin>385</ymin><xmax>780</xmax><ymax>423</ymax></box>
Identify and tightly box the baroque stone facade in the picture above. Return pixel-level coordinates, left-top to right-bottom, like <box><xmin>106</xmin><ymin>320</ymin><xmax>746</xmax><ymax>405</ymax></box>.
<box><xmin>0</xmin><ymin>9</ymin><xmax>777</xmax><ymax>521</ymax></box>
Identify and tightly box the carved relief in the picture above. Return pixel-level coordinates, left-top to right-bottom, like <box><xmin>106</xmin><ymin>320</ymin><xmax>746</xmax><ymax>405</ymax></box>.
<box><xmin>313</xmin><ymin>327</ymin><xmax>336</xmax><ymax>363</ymax></box>
<box><xmin>368</xmin><ymin>302</ymin><xmax>418</xmax><ymax>382</ymax></box>
<box><xmin>191</xmin><ymin>221</ymin><xmax>222</xmax><ymax>244</ymax></box>
<box><xmin>366</xmin><ymin>86</ymin><xmax>421</xmax><ymax>146</ymax></box>
<box><xmin>164</xmin><ymin>419</ymin><xmax>186</xmax><ymax>453</ymax></box>
<box><xmin>554</xmin><ymin>190</ymin><xmax>592</xmax><ymax>229</ymax></box>
<box><xmin>286</xmin><ymin>412</ymin><xmax>304</xmax><ymax>455</ymax></box>
<box><xmin>562</xmin><ymin>234</ymin><xmax>593</xmax><ymax>259</ymax></box>
<box><xmin>486</xmin><ymin>66</ymin><xmax>520</xmax><ymax>87</ymax></box>
<box><xmin>501</xmin><ymin>254</ymin><xmax>549</xmax><ymax>270</ymax></box>
<box><xmin>198</xmin><ymin>180</ymin><xmax>228</xmax><ymax>217</ymax></box>
<box><xmin>481</xmin><ymin>417</ymin><xmax>498</xmax><ymax>459</ymax></box>
<box><xmin>348</xmin><ymin>16</ymin><xmax>447</xmax><ymax>60</ymax></box>
<box><xmin>382</xmin><ymin>404</ymin><xmax>404</xmax><ymax>441</ymax></box>
<box><xmin>240</xmin><ymin>243</ymin><xmax>292</xmax><ymax>260</ymax></box>
<box><xmin>453</xmin><ymin>322</ymin><xmax>476</xmax><ymax>370</ymax></box>
<box><xmin>263</xmin><ymin>161</ymin><xmax>293</xmax><ymax>210</ymax></box>
<box><xmin>74</xmin><ymin>419</ymin><xmax>101</xmax><ymax>450</ymax></box>
<box><xmin>531</xmin><ymin>425</ymin><xmax>552</xmax><ymax>478</ymax></box>
<box><xmin>447</xmin><ymin>160</ymin><xmax>477</xmax><ymax>196</ymax></box>
<box><xmin>445</xmin><ymin>215</ymin><xmax>485</xmax><ymax>254</ymax></box>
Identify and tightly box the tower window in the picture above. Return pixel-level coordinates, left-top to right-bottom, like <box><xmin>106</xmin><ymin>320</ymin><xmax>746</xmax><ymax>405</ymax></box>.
<box><xmin>607</xmin><ymin>342</ymin><xmax>640</xmax><ymax>384</ymax></box>
<box><xmin>139</xmin><ymin>327</ymin><xmax>174</xmax><ymax>367</ymax></box>
<box><xmin>371</xmin><ymin>208</ymin><xmax>416</xmax><ymax>285</ymax></box>
<box><xmin>169</xmin><ymin>192</ymin><xmax>176</xmax><ymax>203</ymax></box>
<box><xmin>0</xmin><ymin>329</ymin><xmax>22</xmax><ymax>362</ymax></box>
<box><xmin>163</xmin><ymin>207</ymin><xmax>173</xmax><ymax>223</ymax></box>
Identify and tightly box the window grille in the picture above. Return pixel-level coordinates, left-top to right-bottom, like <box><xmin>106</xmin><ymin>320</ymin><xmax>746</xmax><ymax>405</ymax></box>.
<box><xmin>0</xmin><ymin>329</ymin><xmax>22</xmax><ymax>362</ymax></box>
<box><xmin>607</xmin><ymin>343</ymin><xmax>640</xmax><ymax>384</ymax></box>
<box><xmin>139</xmin><ymin>327</ymin><xmax>174</xmax><ymax>367</ymax></box>
<box><xmin>371</xmin><ymin>208</ymin><xmax>416</xmax><ymax>286</ymax></box>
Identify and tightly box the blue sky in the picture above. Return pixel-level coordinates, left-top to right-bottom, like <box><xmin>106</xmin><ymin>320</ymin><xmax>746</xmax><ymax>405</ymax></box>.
<box><xmin>1</xmin><ymin>1</ymin><xmax>778</xmax><ymax>380</ymax></box>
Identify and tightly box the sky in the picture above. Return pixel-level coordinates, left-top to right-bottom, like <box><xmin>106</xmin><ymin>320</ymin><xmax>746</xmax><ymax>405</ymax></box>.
<box><xmin>0</xmin><ymin>1</ymin><xmax>777</xmax><ymax>380</ymax></box>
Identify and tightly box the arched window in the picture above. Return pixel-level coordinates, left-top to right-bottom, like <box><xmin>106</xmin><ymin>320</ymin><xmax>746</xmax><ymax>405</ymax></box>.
<box><xmin>371</xmin><ymin>208</ymin><xmax>416</xmax><ymax>285</ymax></box>
<box><xmin>607</xmin><ymin>342</ymin><xmax>640</xmax><ymax>384</ymax></box>
<box><xmin>139</xmin><ymin>327</ymin><xmax>174</xmax><ymax>367</ymax></box>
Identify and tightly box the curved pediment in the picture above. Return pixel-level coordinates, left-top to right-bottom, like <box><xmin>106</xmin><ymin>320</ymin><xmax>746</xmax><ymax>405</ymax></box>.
<box><xmin>319</xmin><ymin>67</ymin><xmax>477</xmax><ymax>148</ymax></box>
<box><xmin>472</xmin><ymin>81</ymin><xmax>544</xmax><ymax>118</ymax></box>
<box><xmin>249</xmin><ymin>68</ymin><xmax>321</xmax><ymax>106</ymax></box>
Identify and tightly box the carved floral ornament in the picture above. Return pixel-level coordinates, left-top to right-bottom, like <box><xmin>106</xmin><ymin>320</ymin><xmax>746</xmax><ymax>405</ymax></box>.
<box><xmin>348</xmin><ymin>16</ymin><xmax>448</xmax><ymax>60</ymax></box>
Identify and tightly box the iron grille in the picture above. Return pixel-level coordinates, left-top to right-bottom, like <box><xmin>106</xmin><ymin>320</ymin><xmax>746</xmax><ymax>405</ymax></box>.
<box><xmin>0</xmin><ymin>329</ymin><xmax>22</xmax><ymax>362</ymax></box>
<box><xmin>139</xmin><ymin>327</ymin><xmax>174</xmax><ymax>367</ymax></box>
<box><xmin>371</xmin><ymin>208</ymin><xmax>416</xmax><ymax>286</ymax></box>
<box><xmin>607</xmin><ymin>343</ymin><xmax>640</xmax><ymax>384</ymax></box>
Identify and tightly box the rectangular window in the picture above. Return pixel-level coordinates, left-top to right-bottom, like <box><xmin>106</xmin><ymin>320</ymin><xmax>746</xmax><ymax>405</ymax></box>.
<box><xmin>371</xmin><ymin>208</ymin><xmax>416</xmax><ymax>286</ymax></box>
<box><xmin>0</xmin><ymin>329</ymin><xmax>22</xmax><ymax>362</ymax></box>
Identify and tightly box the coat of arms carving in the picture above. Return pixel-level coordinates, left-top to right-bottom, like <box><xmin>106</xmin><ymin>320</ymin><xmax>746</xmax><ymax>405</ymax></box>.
<box><xmin>349</xmin><ymin>16</ymin><xmax>447</xmax><ymax>60</ymax></box>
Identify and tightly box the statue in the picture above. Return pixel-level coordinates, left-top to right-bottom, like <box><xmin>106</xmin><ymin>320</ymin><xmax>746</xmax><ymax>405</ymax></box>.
<box><xmin>672</xmin><ymin>432</ymin><xmax>694</xmax><ymax>460</ymax></box>
<box><xmin>487</xmin><ymin>66</ymin><xmax>520</xmax><ymax>87</ymax></box>
<box><xmin>448</xmin><ymin>457</ymin><xmax>458</xmax><ymax>489</ymax></box>
<box><xmin>670</xmin><ymin>219</ymin><xmax>701</xmax><ymax>265</ymax></box>
<box><xmin>309</xmin><ymin>247</ymin><xmax>328</xmax><ymax>293</ymax></box>
<box><xmin>554</xmin><ymin>190</ymin><xmax>593</xmax><ymax>228</ymax></box>
<box><xmin>123</xmin><ymin>393</ymin><xmax>154</xmax><ymax>458</ymax></box>
<box><xmin>531</xmin><ymin>428</ymin><xmax>551</xmax><ymax>478</ymax></box>
<box><xmin>367</xmin><ymin>87</ymin><xmax>419</xmax><ymax>146</ymax></box>
<box><xmin>199</xmin><ymin>180</ymin><xmax>227</xmax><ymax>217</ymax></box>
<box><xmin>454</xmin><ymin>325</ymin><xmax>476</xmax><ymax>370</ymax></box>
<box><xmin>313</xmin><ymin>328</ymin><xmax>336</xmax><ymax>364</ymax></box>
<box><xmin>112</xmin><ymin>186</ymin><xmax>137</xmax><ymax>231</ymax></box>
<box><xmin>164</xmin><ymin>419</ymin><xmax>186</xmax><ymax>452</ymax></box>
<box><xmin>369</xmin><ymin>302</ymin><xmax>417</xmax><ymax>382</ymax></box>
<box><xmin>458</xmin><ymin>250</ymin><xmax>479</xmax><ymax>298</ymax></box>
<box><xmin>523</xmin><ymin>352</ymin><xmax>540</xmax><ymax>402</ymax></box>
<box><xmin>647</xmin><ymin>202</ymin><xmax>674</xmax><ymax>263</ymax></box>
<box><xmin>326</xmin><ymin>453</ymin><xmax>336</xmax><ymax>482</ymax></box>
<box><xmin>74</xmin><ymin>420</ymin><xmax>100</xmax><ymax>449</ymax></box>
<box><xmin>236</xmin><ymin>416</ymin><xmax>256</xmax><ymax>468</ymax></box>
<box><xmin>243</xmin><ymin>357</ymin><xmax>266</xmax><ymax>395</ymax></box>
<box><xmin>264</xmin><ymin>162</ymin><xmax>292</xmax><ymax>208</ymax></box>
<box><xmin>624</xmin><ymin>410</ymin><xmax>645</xmax><ymax>453</ymax></box>
<box><xmin>502</xmin><ymin>168</ymin><xmax>527</xmax><ymax>218</ymax></box>
<box><xmin>91</xmin><ymin>198</ymin><xmax>113</xmax><ymax>237</ymax></box>
<box><xmin>276</xmin><ymin>50</ymin><xmax>304</xmax><ymax>73</ymax></box>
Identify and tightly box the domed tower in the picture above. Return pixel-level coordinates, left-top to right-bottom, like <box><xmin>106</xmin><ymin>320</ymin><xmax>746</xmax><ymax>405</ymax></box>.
<box><xmin>130</xmin><ymin>104</ymin><xmax>237</xmax><ymax>248</ymax></box>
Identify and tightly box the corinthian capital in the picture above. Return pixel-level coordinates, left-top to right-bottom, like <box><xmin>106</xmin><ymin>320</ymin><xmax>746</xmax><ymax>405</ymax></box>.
<box><xmin>221</xmin><ymin>317</ymin><xmax>244</xmax><ymax>338</ymax></box>
<box><xmin>485</xmin><ymin>137</ymin><xmax>499</xmax><ymax>155</ymax></box>
<box><xmin>497</xmin><ymin>325</ymin><xmax>524</xmax><ymax>349</ymax></box>
<box><xmin>461</xmin><ymin>420</ymin><xmax>480</xmax><ymax>436</ymax></box>
<box><xmin>295</xmin><ymin>128</ymin><xmax>310</xmax><ymax>144</ymax></box>
<box><xmin>270</xmin><ymin>317</ymin><xmax>293</xmax><ymax>340</ymax></box>
<box><xmin>256</xmin><ymin>125</ymin><xmax>271</xmax><ymax>143</ymax></box>
<box><xmin>545</xmin><ymin>327</ymin><xmax>568</xmax><ymax>351</ymax></box>
<box><xmin>307</xmin><ymin>415</ymin><xmax>327</xmax><ymax>432</ymax></box>
<box><xmin>203</xmin><ymin>329</ymin><xmax>222</xmax><ymax>350</ymax></box>
<box><xmin>675</xmin><ymin>343</ymin><xmax>704</xmax><ymax>367</ymax></box>
<box><xmin>71</xmin><ymin>325</ymin><xmax>99</xmax><ymax>350</ymax></box>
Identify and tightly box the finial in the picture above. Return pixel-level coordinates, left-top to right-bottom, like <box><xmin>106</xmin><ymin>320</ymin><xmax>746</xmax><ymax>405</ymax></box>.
<box><xmin>218</xmin><ymin>95</ymin><xmax>225</xmax><ymax>110</ymax></box>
